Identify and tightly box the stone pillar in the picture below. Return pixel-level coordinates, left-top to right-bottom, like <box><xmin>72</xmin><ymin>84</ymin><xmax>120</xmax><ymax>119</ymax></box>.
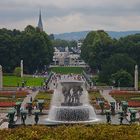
<box><xmin>0</xmin><ymin>65</ymin><xmax>3</xmax><ymax>90</ymax></box>
<box><xmin>134</xmin><ymin>65</ymin><xmax>138</xmax><ymax>91</ymax></box>
<box><xmin>21</xmin><ymin>60</ymin><xmax>23</xmax><ymax>77</ymax></box>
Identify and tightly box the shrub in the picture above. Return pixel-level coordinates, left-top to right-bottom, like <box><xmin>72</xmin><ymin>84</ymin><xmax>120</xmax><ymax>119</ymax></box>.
<box><xmin>13</xmin><ymin>67</ymin><xmax>21</xmax><ymax>77</ymax></box>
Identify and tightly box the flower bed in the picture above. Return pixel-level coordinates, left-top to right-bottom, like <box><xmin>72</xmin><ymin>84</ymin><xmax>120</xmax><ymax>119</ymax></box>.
<box><xmin>128</xmin><ymin>101</ymin><xmax>140</xmax><ymax>107</ymax></box>
<box><xmin>0</xmin><ymin>90</ymin><xmax>29</xmax><ymax>98</ymax></box>
<box><xmin>0</xmin><ymin>102</ymin><xmax>15</xmax><ymax>107</ymax></box>
<box><xmin>110</xmin><ymin>90</ymin><xmax>140</xmax><ymax>96</ymax></box>
<box><xmin>109</xmin><ymin>90</ymin><xmax>140</xmax><ymax>107</ymax></box>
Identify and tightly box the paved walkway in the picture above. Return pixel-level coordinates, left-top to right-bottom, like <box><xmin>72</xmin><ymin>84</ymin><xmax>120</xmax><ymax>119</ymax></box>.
<box><xmin>0</xmin><ymin>90</ymin><xmax>39</xmax><ymax>129</ymax></box>
<box><xmin>21</xmin><ymin>90</ymin><xmax>39</xmax><ymax>109</ymax></box>
<box><xmin>100</xmin><ymin>90</ymin><xmax>116</xmax><ymax>109</ymax></box>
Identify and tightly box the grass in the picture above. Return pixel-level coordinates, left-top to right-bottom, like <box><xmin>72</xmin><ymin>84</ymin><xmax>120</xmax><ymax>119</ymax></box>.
<box><xmin>3</xmin><ymin>76</ymin><xmax>45</xmax><ymax>87</ymax></box>
<box><xmin>35</xmin><ymin>92</ymin><xmax>52</xmax><ymax>100</ymax></box>
<box><xmin>34</xmin><ymin>91</ymin><xmax>53</xmax><ymax>109</ymax></box>
<box><xmin>0</xmin><ymin>98</ymin><xmax>23</xmax><ymax>102</ymax></box>
<box><xmin>50</xmin><ymin>67</ymin><xmax>83</xmax><ymax>74</ymax></box>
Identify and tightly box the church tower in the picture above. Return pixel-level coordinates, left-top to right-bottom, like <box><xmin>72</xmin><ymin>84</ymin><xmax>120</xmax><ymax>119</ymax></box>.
<box><xmin>37</xmin><ymin>10</ymin><xmax>43</xmax><ymax>31</ymax></box>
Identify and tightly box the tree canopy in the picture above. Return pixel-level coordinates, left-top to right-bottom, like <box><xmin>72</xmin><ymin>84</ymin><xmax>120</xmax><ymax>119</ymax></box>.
<box><xmin>0</xmin><ymin>25</ymin><xmax>53</xmax><ymax>73</ymax></box>
<box><xmin>81</xmin><ymin>30</ymin><xmax>140</xmax><ymax>86</ymax></box>
<box><xmin>81</xmin><ymin>30</ymin><xmax>115</xmax><ymax>70</ymax></box>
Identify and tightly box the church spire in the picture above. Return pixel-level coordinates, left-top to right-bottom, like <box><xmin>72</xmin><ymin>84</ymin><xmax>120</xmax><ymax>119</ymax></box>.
<box><xmin>37</xmin><ymin>10</ymin><xmax>43</xmax><ymax>31</ymax></box>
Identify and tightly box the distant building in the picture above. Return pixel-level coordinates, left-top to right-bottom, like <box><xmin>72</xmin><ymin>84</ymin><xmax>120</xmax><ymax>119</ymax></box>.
<box><xmin>77</xmin><ymin>40</ymin><xmax>83</xmax><ymax>48</ymax></box>
<box><xmin>37</xmin><ymin>10</ymin><xmax>43</xmax><ymax>31</ymax></box>
<box><xmin>52</xmin><ymin>47</ymin><xmax>86</xmax><ymax>66</ymax></box>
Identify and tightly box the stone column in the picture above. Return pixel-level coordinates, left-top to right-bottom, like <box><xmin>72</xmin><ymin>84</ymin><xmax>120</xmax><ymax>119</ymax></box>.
<box><xmin>21</xmin><ymin>60</ymin><xmax>23</xmax><ymax>77</ymax></box>
<box><xmin>134</xmin><ymin>65</ymin><xmax>138</xmax><ymax>91</ymax></box>
<box><xmin>0</xmin><ymin>65</ymin><xmax>3</xmax><ymax>90</ymax></box>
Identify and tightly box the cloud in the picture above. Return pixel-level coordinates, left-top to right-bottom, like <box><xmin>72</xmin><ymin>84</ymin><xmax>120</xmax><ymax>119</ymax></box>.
<box><xmin>0</xmin><ymin>0</ymin><xmax>140</xmax><ymax>33</ymax></box>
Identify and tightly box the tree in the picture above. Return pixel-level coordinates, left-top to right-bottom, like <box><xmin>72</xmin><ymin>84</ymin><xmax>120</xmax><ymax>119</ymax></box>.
<box><xmin>111</xmin><ymin>70</ymin><xmax>133</xmax><ymax>87</ymax></box>
<box><xmin>49</xmin><ymin>34</ymin><xmax>54</xmax><ymax>40</ymax></box>
<box><xmin>52</xmin><ymin>39</ymin><xmax>69</xmax><ymax>48</ymax></box>
<box><xmin>0</xmin><ymin>33</ymin><xmax>19</xmax><ymax>72</ymax></box>
<box><xmin>99</xmin><ymin>53</ymin><xmax>136</xmax><ymax>84</ymax></box>
<box><xmin>13</xmin><ymin>67</ymin><xmax>21</xmax><ymax>77</ymax></box>
<box><xmin>0</xmin><ymin>26</ymin><xmax>53</xmax><ymax>74</ymax></box>
<box><xmin>68</xmin><ymin>40</ymin><xmax>77</xmax><ymax>48</ymax></box>
<box><xmin>81</xmin><ymin>30</ymin><xmax>114</xmax><ymax>70</ymax></box>
<box><xmin>19</xmin><ymin>26</ymin><xmax>53</xmax><ymax>73</ymax></box>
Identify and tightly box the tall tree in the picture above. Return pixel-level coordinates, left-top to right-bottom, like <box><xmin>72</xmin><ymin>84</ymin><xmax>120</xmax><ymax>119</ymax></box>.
<box><xmin>99</xmin><ymin>53</ymin><xmax>136</xmax><ymax>83</ymax></box>
<box><xmin>81</xmin><ymin>30</ymin><xmax>114</xmax><ymax>70</ymax></box>
<box><xmin>0</xmin><ymin>26</ymin><xmax>53</xmax><ymax>73</ymax></box>
<box><xmin>19</xmin><ymin>25</ymin><xmax>53</xmax><ymax>73</ymax></box>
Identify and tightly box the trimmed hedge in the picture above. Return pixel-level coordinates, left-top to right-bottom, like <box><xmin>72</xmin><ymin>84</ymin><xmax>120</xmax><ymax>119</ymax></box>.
<box><xmin>0</xmin><ymin>124</ymin><xmax>140</xmax><ymax>140</ymax></box>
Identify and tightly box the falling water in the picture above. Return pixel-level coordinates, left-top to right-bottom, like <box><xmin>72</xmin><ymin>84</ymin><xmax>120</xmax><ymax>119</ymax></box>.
<box><xmin>46</xmin><ymin>78</ymin><xmax>99</xmax><ymax>123</ymax></box>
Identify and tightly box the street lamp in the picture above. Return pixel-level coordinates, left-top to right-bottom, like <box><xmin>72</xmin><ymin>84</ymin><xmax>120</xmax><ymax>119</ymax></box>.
<box><xmin>117</xmin><ymin>80</ymin><xmax>120</xmax><ymax>90</ymax></box>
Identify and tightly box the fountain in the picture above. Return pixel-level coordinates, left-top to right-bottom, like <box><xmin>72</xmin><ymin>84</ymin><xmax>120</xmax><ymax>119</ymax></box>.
<box><xmin>46</xmin><ymin>79</ymin><xmax>99</xmax><ymax>124</ymax></box>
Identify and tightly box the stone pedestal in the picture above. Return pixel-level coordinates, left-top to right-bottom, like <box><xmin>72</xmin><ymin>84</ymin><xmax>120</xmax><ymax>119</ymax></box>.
<box><xmin>134</xmin><ymin>65</ymin><xmax>138</xmax><ymax>91</ymax></box>
<box><xmin>21</xmin><ymin>60</ymin><xmax>23</xmax><ymax>77</ymax></box>
<box><xmin>0</xmin><ymin>65</ymin><xmax>3</xmax><ymax>90</ymax></box>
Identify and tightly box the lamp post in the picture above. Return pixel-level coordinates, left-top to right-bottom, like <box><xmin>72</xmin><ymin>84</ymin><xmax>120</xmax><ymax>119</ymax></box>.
<box><xmin>20</xmin><ymin>60</ymin><xmax>23</xmax><ymax>77</ymax></box>
<box><xmin>134</xmin><ymin>65</ymin><xmax>138</xmax><ymax>91</ymax></box>
<box><xmin>118</xmin><ymin>80</ymin><xmax>120</xmax><ymax>90</ymax></box>
<box><xmin>0</xmin><ymin>65</ymin><xmax>3</xmax><ymax>90</ymax></box>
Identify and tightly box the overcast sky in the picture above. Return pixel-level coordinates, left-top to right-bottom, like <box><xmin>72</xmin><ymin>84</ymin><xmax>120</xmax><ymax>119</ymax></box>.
<box><xmin>0</xmin><ymin>0</ymin><xmax>140</xmax><ymax>34</ymax></box>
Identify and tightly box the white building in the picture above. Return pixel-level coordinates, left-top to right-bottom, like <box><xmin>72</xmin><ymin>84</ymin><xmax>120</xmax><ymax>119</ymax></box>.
<box><xmin>52</xmin><ymin>47</ymin><xmax>86</xmax><ymax>66</ymax></box>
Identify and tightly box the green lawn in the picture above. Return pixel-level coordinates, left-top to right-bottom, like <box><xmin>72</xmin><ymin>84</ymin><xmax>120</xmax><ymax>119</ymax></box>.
<box><xmin>34</xmin><ymin>91</ymin><xmax>52</xmax><ymax>109</ymax></box>
<box><xmin>3</xmin><ymin>76</ymin><xmax>45</xmax><ymax>87</ymax></box>
<box><xmin>51</xmin><ymin>67</ymin><xmax>83</xmax><ymax>74</ymax></box>
<box><xmin>35</xmin><ymin>92</ymin><xmax>52</xmax><ymax>100</ymax></box>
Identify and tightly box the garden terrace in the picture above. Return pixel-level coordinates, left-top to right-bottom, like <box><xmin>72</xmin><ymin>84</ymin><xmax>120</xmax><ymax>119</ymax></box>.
<box><xmin>0</xmin><ymin>90</ymin><xmax>29</xmax><ymax>98</ymax></box>
<box><xmin>0</xmin><ymin>90</ymin><xmax>29</xmax><ymax>107</ymax></box>
<box><xmin>34</xmin><ymin>91</ymin><xmax>53</xmax><ymax>109</ymax></box>
<box><xmin>109</xmin><ymin>90</ymin><xmax>140</xmax><ymax>107</ymax></box>
<box><xmin>50</xmin><ymin>67</ymin><xmax>83</xmax><ymax>74</ymax></box>
<box><xmin>0</xmin><ymin>102</ymin><xmax>15</xmax><ymax>107</ymax></box>
<box><xmin>88</xmin><ymin>90</ymin><xmax>110</xmax><ymax>110</ymax></box>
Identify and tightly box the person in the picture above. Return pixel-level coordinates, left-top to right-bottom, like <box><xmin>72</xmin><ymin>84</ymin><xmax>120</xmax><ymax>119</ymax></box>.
<box><xmin>30</xmin><ymin>97</ymin><xmax>32</xmax><ymax>102</ymax></box>
<box><xmin>34</xmin><ymin>105</ymin><xmax>37</xmax><ymax>110</ymax></box>
<box><xmin>106</xmin><ymin>112</ymin><xmax>111</xmax><ymax>123</ymax></box>
<box><xmin>20</xmin><ymin>107</ymin><xmax>24</xmax><ymax>112</ymax></box>
<box><xmin>34</xmin><ymin>113</ymin><xmax>39</xmax><ymax>125</ymax></box>
<box><xmin>138</xmin><ymin>110</ymin><xmax>140</xmax><ymax>124</ymax></box>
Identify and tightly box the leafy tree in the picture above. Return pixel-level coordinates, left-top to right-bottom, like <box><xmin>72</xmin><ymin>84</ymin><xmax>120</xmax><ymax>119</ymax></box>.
<box><xmin>19</xmin><ymin>26</ymin><xmax>53</xmax><ymax>73</ymax></box>
<box><xmin>49</xmin><ymin>34</ymin><xmax>54</xmax><ymax>40</ymax></box>
<box><xmin>0</xmin><ymin>26</ymin><xmax>53</xmax><ymax>73</ymax></box>
<box><xmin>24</xmin><ymin>25</ymin><xmax>36</xmax><ymax>33</ymax></box>
<box><xmin>99</xmin><ymin>53</ymin><xmax>136</xmax><ymax>83</ymax></box>
<box><xmin>0</xmin><ymin>33</ymin><xmax>19</xmax><ymax>72</ymax></box>
<box><xmin>52</xmin><ymin>39</ymin><xmax>69</xmax><ymax>48</ymax></box>
<box><xmin>68</xmin><ymin>40</ymin><xmax>77</xmax><ymax>48</ymax></box>
<box><xmin>111</xmin><ymin>70</ymin><xmax>133</xmax><ymax>87</ymax></box>
<box><xmin>13</xmin><ymin>67</ymin><xmax>21</xmax><ymax>77</ymax></box>
<box><xmin>116</xmin><ymin>34</ymin><xmax>140</xmax><ymax>69</ymax></box>
<box><xmin>81</xmin><ymin>30</ymin><xmax>114</xmax><ymax>70</ymax></box>
<box><xmin>52</xmin><ymin>39</ymin><xmax>77</xmax><ymax>48</ymax></box>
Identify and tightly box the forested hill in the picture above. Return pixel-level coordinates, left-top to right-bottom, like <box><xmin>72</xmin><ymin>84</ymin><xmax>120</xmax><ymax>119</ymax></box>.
<box><xmin>54</xmin><ymin>31</ymin><xmax>140</xmax><ymax>40</ymax></box>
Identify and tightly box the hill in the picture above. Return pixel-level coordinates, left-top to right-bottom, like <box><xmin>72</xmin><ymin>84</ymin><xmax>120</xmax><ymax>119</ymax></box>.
<box><xmin>54</xmin><ymin>31</ymin><xmax>140</xmax><ymax>40</ymax></box>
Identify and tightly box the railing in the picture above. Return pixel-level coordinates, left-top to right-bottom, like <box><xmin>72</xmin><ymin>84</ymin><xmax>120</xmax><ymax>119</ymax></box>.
<box><xmin>49</xmin><ymin>64</ymin><xmax>89</xmax><ymax>68</ymax></box>
<box><xmin>82</xmin><ymin>71</ymin><xmax>93</xmax><ymax>89</ymax></box>
<box><xmin>45</xmin><ymin>71</ymin><xmax>54</xmax><ymax>86</ymax></box>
